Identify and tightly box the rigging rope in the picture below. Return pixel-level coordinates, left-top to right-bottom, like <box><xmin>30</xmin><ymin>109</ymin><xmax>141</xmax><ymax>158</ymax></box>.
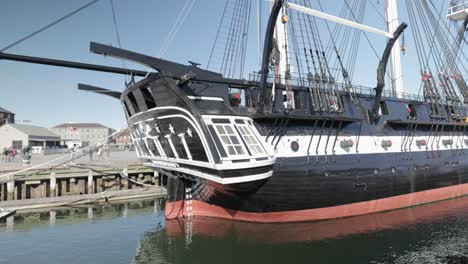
<box><xmin>207</xmin><ymin>0</ymin><xmax>230</xmax><ymax>70</ymax></box>
<box><xmin>405</xmin><ymin>0</ymin><xmax>467</xmax><ymax>119</ymax></box>
<box><xmin>159</xmin><ymin>0</ymin><xmax>196</xmax><ymax>57</ymax></box>
<box><xmin>207</xmin><ymin>0</ymin><xmax>251</xmax><ymax>79</ymax></box>
<box><xmin>109</xmin><ymin>0</ymin><xmax>129</xmax><ymax>83</ymax></box>
<box><xmin>368</xmin><ymin>0</ymin><xmax>386</xmax><ymax>21</ymax></box>
<box><xmin>428</xmin><ymin>0</ymin><xmax>468</xmax><ymax>71</ymax></box>
<box><xmin>1</xmin><ymin>0</ymin><xmax>100</xmax><ymax>52</ymax></box>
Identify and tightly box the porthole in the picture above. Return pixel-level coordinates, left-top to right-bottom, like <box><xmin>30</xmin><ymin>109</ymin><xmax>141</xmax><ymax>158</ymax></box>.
<box><xmin>290</xmin><ymin>141</ymin><xmax>299</xmax><ymax>152</ymax></box>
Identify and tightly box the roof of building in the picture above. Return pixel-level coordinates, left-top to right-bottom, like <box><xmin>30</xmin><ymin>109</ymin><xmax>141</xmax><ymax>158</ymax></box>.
<box><xmin>0</xmin><ymin>107</ymin><xmax>14</xmax><ymax>114</ymax></box>
<box><xmin>7</xmin><ymin>124</ymin><xmax>60</xmax><ymax>138</ymax></box>
<box><xmin>52</xmin><ymin>123</ymin><xmax>109</xmax><ymax>129</ymax></box>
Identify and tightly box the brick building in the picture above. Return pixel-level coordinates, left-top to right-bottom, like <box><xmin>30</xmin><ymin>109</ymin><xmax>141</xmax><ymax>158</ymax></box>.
<box><xmin>113</xmin><ymin>129</ymin><xmax>132</xmax><ymax>145</ymax></box>
<box><xmin>0</xmin><ymin>107</ymin><xmax>15</xmax><ymax>126</ymax></box>
<box><xmin>51</xmin><ymin>123</ymin><xmax>116</xmax><ymax>146</ymax></box>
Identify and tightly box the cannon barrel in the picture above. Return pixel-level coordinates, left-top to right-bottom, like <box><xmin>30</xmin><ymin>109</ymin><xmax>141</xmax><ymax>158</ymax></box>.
<box><xmin>0</xmin><ymin>51</ymin><xmax>148</xmax><ymax>77</ymax></box>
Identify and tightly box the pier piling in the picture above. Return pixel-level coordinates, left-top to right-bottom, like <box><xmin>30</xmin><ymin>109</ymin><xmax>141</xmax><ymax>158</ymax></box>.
<box><xmin>6</xmin><ymin>180</ymin><xmax>15</xmax><ymax>201</ymax></box>
<box><xmin>87</xmin><ymin>170</ymin><xmax>93</xmax><ymax>194</ymax></box>
<box><xmin>0</xmin><ymin>165</ymin><xmax>167</xmax><ymax>211</ymax></box>
<box><xmin>50</xmin><ymin>172</ymin><xmax>57</xmax><ymax>197</ymax></box>
<box><xmin>123</xmin><ymin>168</ymin><xmax>129</xmax><ymax>189</ymax></box>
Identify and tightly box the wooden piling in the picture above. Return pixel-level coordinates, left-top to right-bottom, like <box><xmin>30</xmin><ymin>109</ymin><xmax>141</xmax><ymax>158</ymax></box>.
<box><xmin>7</xmin><ymin>180</ymin><xmax>15</xmax><ymax>201</ymax></box>
<box><xmin>50</xmin><ymin>172</ymin><xmax>57</xmax><ymax>197</ymax></box>
<box><xmin>0</xmin><ymin>166</ymin><xmax>159</xmax><ymax>206</ymax></box>
<box><xmin>122</xmin><ymin>168</ymin><xmax>129</xmax><ymax>189</ymax></box>
<box><xmin>87</xmin><ymin>170</ymin><xmax>93</xmax><ymax>194</ymax></box>
<box><xmin>49</xmin><ymin>210</ymin><xmax>56</xmax><ymax>226</ymax></box>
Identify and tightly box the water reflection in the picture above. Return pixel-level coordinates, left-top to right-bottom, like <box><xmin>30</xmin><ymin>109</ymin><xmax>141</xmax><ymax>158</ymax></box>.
<box><xmin>134</xmin><ymin>197</ymin><xmax>468</xmax><ymax>264</ymax></box>
<box><xmin>165</xmin><ymin>197</ymin><xmax>468</xmax><ymax>243</ymax></box>
<box><xmin>0</xmin><ymin>197</ymin><xmax>466</xmax><ymax>264</ymax></box>
<box><xmin>0</xmin><ymin>199</ymin><xmax>162</xmax><ymax>233</ymax></box>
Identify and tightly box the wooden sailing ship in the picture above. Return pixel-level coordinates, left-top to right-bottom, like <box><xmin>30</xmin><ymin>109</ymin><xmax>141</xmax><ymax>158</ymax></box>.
<box><xmin>1</xmin><ymin>0</ymin><xmax>467</xmax><ymax>222</ymax></box>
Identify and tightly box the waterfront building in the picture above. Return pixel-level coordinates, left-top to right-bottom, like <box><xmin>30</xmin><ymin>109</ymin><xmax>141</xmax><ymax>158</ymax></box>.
<box><xmin>0</xmin><ymin>107</ymin><xmax>15</xmax><ymax>126</ymax></box>
<box><xmin>51</xmin><ymin>123</ymin><xmax>115</xmax><ymax>146</ymax></box>
<box><xmin>0</xmin><ymin>124</ymin><xmax>60</xmax><ymax>150</ymax></box>
<box><xmin>113</xmin><ymin>129</ymin><xmax>132</xmax><ymax>145</ymax></box>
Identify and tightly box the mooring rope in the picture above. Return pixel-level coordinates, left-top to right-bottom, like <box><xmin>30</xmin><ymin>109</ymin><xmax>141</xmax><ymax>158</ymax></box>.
<box><xmin>0</xmin><ymin>129</ymin><xmax>125</xmax><ymax>181</ymax></box>
<box><xmin>69</xmin><ymin>163</ymin><xmax>157</xmax><ymax>188</ymax></box>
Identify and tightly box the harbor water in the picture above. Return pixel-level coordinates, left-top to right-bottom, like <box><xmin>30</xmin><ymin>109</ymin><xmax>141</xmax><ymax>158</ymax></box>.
<box><xmin>0</xmin><ymin>197</ymin><xmax>467</xmax><ymax>264</ymax></box>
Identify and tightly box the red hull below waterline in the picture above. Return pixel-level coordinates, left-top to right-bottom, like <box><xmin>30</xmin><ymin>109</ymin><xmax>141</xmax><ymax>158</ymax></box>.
<box><xmin>166</xmin><ymin>182</ymin><xmax>468</xmax><ymax>223</ymax></box>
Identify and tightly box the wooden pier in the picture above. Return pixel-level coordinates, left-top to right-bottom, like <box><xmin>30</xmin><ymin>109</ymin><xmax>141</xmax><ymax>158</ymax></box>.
<box><xmin>0</xmin><ymin>208</ymin><xmax>16</xmax><ymax>221</ymax></box>
<box><xmin>0</xmin><ymin>165</ymin><xmax>166</xmax><ymax>211</ymax></box>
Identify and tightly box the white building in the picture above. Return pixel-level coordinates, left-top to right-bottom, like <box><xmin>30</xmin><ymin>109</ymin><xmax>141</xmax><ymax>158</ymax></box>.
<box><xmin>51</xmin><ymin>123</ymin><xmax>115</xmax><ymax>146</ymax></box>
<box><xmin>0</xmin><ymin>124</ymin><xmax>60</xmax><ymax>150</ymax></box>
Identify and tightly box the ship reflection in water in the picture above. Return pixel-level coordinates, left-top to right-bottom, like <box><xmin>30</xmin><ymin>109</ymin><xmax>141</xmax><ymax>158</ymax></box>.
<box><xmin>0</xmin><ymin>197</ymin><xmax>467</xmax><ymax>264</ymax></box>
<box><xmin>136</xmin><ymin>197</ymin><xmax>468</xmax><ymax>264</ymax></box>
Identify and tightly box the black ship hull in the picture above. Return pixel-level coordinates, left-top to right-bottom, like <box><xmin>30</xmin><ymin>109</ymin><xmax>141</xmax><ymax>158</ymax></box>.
<box><xmin>165</xmin><ymin>150</ymin><xmax>468</xmax><ymax>222</ymax></box>
<box><xmin>2</xmin><ymin>0</ymin><xmax>466</xmax><ymax>224</ymax></box>
<box><xmin>113</xmin><ymin>70</ymin><xmax>468</xmax><ymax>223</ymax></box>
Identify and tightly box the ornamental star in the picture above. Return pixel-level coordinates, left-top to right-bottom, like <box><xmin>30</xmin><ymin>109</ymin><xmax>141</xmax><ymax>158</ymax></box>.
<box><xmin>187</xmin><ymin>127</ymin><xmax>193</xmax><ymax>137</ymax></box>
<box><xmin>169</xmin><ymin>124</ymin><xmax>175</xmax><ymax>134</ymax></box>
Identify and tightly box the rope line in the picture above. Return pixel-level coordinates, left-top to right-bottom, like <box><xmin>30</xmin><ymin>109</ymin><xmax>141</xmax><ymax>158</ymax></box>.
<box><xmin>1</xmin><ymin>0</ymin><xmax>100</xmax><ymax>52</ymax></box>
<box><xmin>0</xmin><ymin>129</ymin><xmax>126</xmax><ymax>181</ymax></box>
<box><xmin>159</xmin><ymin>0</ymin><xmax>196</xmax><ymax>57</ymax></box>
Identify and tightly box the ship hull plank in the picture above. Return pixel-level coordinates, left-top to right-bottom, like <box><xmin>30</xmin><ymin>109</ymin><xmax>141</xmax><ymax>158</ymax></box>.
<box><xmin>166</xmin><ymin>149</ymin><xmax>468</xmax><ymax>222</ymax></box>
<box><xmin>166</xmin><ymin>182</ymin><xmax>468</xmax><ymax>223</ymax></box>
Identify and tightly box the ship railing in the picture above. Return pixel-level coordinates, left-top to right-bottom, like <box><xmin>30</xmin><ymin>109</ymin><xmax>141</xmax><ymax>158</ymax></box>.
<box><xmin>447</xmin><ymin>1</ymin><xmax>468</xmax><ymax>21</ymax></box>
<box><xmin>248</xmin><ymin>72</ymin><xmax>424</xmax><ymax>102</ymax></box>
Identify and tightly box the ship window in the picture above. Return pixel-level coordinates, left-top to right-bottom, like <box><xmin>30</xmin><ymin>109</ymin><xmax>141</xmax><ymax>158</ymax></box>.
<box><xmin>207</xmin><ymin>125</ymin><xmax>227</xmax><ymax>157</ymax></box>
<box><xmin>237</xmin><ymin>126</ymin><xmax>264</xmax><ymax>154</ymax></box>
<box><xmin>214</xmin><ymin>124</ymin><xmax>246</xmax><ymax>156</ymax></box>
<box><xmin>407</xmin><ymin>103</ymin><xmax>417</xmax><ymax>119</ymax></box>
<box><xmin>128</xmin><ymin>92</ymin><xmax>141</xmax><ymax>113</ymax></box>
<box><xmin>140</xmin><ymin>86</ymin><xmax>156</xmax><ymax>109</ymax></box>
<box><xmin>379</xmin><ymin>101</ymin><xmax>389</xmax><ymax>115</ymax></box>
<box><xmin>212</xmin><ymin>119</ymin><xmax>230</xmax><ymax>124</ymax></box>
<box><xmin>294</xmin><ymin>91</ymin><xmax>301</xmax><ymax>110</ymax></box>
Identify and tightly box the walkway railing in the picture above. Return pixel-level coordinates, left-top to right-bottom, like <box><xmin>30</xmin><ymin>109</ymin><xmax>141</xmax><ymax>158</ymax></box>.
<box><xmin>248</xmin><ymin>72</ymin><xmax>424</xmax><ymax>102</ymax></box>
<box><xmin>447</xmin><ymin>1</ymin><xmax>468</xmax><ymax>21</ymax></box>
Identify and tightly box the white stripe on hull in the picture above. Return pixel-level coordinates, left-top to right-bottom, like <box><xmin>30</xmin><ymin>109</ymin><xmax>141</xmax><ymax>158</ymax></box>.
<box><xmin>269</xmin><ymin>135</ymin><xmax>466</xmax><ymax>157</ymax></box>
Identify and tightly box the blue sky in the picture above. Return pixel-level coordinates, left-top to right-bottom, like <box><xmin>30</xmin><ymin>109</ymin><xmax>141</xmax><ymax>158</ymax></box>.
<box><xmin>0</xmin><ymin>0</ymin><xmax>448</xmax><ymax>129</ymax></box>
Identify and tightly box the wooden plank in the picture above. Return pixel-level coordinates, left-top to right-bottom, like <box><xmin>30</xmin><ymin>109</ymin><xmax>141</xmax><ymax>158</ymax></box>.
<box><xmin>0</xmin><ymin>209</ymin><xmax>16</xmax><ymax>220</ymax></box>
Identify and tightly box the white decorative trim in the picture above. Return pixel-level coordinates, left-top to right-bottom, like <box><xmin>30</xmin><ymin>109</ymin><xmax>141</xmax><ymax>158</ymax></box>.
<box><xmin>153</xmin><ymin>136</ymin><xmax>166</xmax><ymax>157</ymax></box>
<box><xmin>139</xmin><ymin>155</ymin><xmax>276</xmax><ymax>171</ymax></box>
<box><xmin>158</xmin><ymin>114</ymin><xmax>213</xmax><ymax>162</ymax></box>
<box><xmin>165</xmin><ymin>134</ymin><xmax>179</xmax><ymax>159</ymax></box>
<box><xmin>150</xmin><ymin>160</ymin><xmax>179</xmax><ymax>168</ymax></box>
<box><xmin>271</xmin><ymin>134</ymin><xmax>468</xmax><ymax>157</ymax></box>
<box><xmin>187</xmin><ymin>96</ymin><xmax>224</xmax><ymax>102</ymax></box>
<box><xmin>144</xmin><ymin>162</ymin><xmax>273</xmax><ymax>184</ymax></box>
<box><xmin>130</xmin><ymin>107</ymin><xmax>215</xmax><ymax>163</ymax></box>
<box><xmin>179</xmin><ymin>133</ymin><xmax>192</xmax><ymax>160</ymax></box>
<box><xmin>215</xmin><ymin>157</ymin><xmax>275</xmax><ymax>170</ymax></box>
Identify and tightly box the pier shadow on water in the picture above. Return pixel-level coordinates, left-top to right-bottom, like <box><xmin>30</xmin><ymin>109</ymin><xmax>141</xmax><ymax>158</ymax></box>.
<box><xmin>0</xmin><ymin>197</ymin><xmax>468</xmax><ymax>264</ymax></box>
